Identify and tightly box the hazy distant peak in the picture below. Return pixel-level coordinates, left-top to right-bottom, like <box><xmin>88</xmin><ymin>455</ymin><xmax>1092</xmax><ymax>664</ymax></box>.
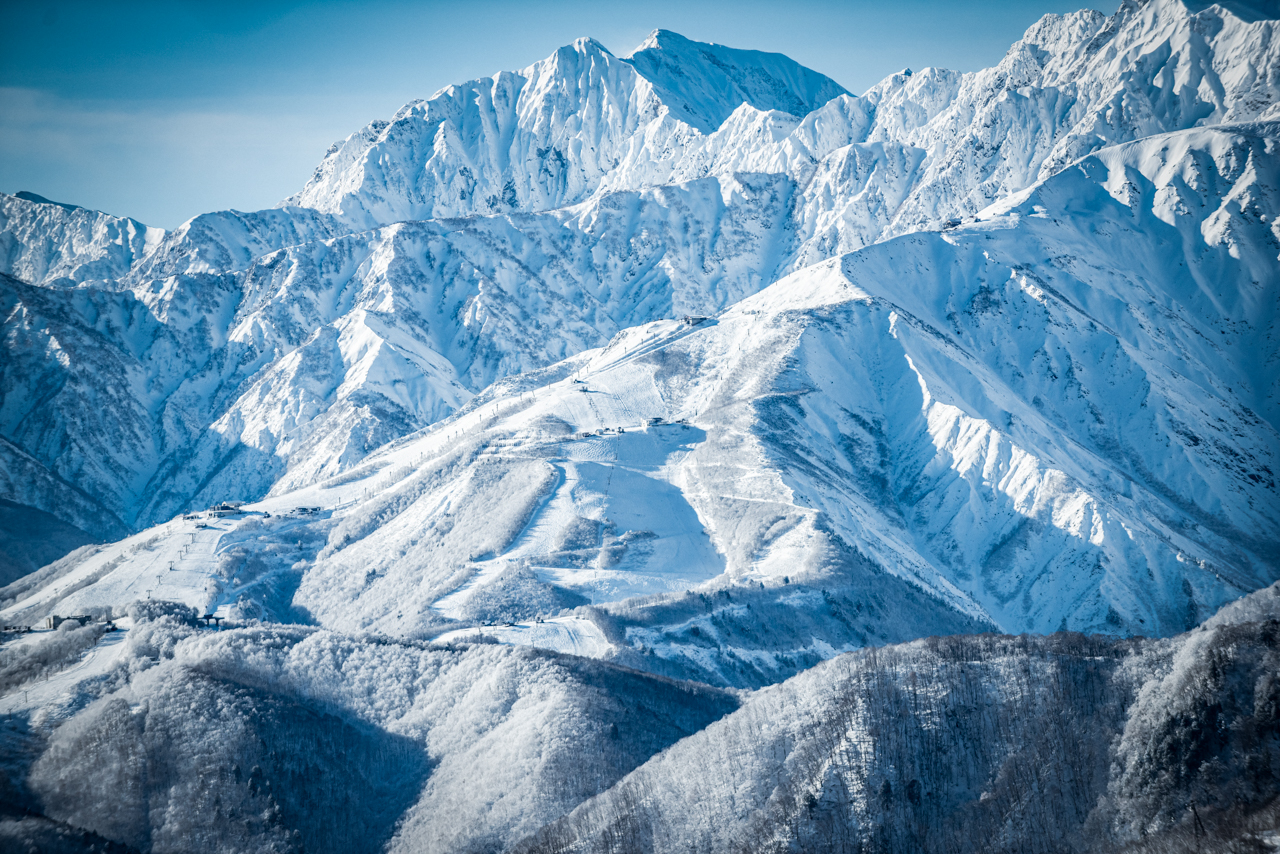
<box><xmin>13</xmin><ymin>191</ymin><xmax>83</xmax><ymax>213</ymax></box>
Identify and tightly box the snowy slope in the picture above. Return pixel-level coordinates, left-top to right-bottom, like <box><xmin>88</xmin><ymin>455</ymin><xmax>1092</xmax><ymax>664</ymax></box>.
<box><xmin>125</xmin><ymin>205</ymin><xmax>347</xmax><ymax>281</ymax></box>
<box><xmin>0</xmin><ymin>434</ymin><xmax>126</xmax><ymax>585</ymax></box>
<box><xmin>0</xmin><ymin>192</ymin><xmax>164</xmax><ymax>287</ymax></box>
<box><xmin>0</xmin><ymin>272</ymin><xmax>168</xmax><ymax>527</ymax></box>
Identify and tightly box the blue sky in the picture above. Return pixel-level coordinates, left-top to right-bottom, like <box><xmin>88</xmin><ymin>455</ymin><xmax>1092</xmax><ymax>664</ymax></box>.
<box><xmin>0</xmin><ymin>0</ymin><xmax>1120</xmax><ymax>228</ymax></box>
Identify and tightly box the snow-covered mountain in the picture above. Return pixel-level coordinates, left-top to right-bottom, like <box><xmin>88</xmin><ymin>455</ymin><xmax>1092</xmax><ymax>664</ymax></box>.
<box><xmin>1</xmin><ymin>0</ymin><xmax>1275</xmax><ymax>549</ymax></box>
<box><xmin>284</xmin><ymin>31</ymin><xmax>848</xmax><ymax>225</ymax></box>
<box><xmin>6</xmin><ymin>115</ymin><xmax>1273</xmax><ymax>685</ymax></box>
<box><xmin>287</xmin><ymin>0</ymin><xmax>1280</xmax><ymax>242</ymax></box>
<box><xmin>1</xmin><ymin>0</ymin><xmax>1279</xmax><ymax>850</ymax></box>
<box><xmin>0</xmin><ymin>0</ymin><xmax>1275</xmax><ymax>646</ymax></box>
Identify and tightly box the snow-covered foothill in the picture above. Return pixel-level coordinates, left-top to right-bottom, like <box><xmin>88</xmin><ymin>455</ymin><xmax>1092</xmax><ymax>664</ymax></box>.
<box><xmin>1</xmin><ymin>606</ymin><xmax>735</xmax><ymax>854</ymax></box>
<box><xmin>2</xmin><ymin>574</ymin><xmax>1275</xmax><ymax>854</ymax></box>
<box><xmin>512</xmin><ymin>583</ymin><xmax>1280</xmax><ymax>854</ymax></box>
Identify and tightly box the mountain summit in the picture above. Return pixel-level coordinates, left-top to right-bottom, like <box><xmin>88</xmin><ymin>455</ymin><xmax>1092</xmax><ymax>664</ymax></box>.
<box><xmin>620</xmin><ymin>29</ymin><xmax>850</xmax><ymax>132</ymax></box>
<box><xmin>284</xmin><ymin>30</ymin><xmax>847</xmax><ymax>225</ymax></box>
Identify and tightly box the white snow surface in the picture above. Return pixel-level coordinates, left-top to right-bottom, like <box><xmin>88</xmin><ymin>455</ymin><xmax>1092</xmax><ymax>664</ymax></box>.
<box><xmin>434</xmin><ymin>617</ymin><xmax>612</xmax><ymax>658</ymax></box>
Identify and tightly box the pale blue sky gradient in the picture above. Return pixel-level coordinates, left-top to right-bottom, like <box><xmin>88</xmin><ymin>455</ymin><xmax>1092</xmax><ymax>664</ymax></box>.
<box><xmin>1</xmin><ymin>0</ymin><xmax>1120</xmax><ymax>228</ymax></box>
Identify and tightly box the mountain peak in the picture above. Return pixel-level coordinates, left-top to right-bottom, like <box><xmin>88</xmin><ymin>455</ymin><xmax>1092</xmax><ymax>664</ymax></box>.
<box><xmin>620</xmin><ymin>29</ymin><xmax>849</xmax><ymax>132</ymax></box>
<box><xmin>1177</xmin><ymin>0</ymin><xmax>1278</xmax><ymax>24</ymax></box>
<box><xmin>571</xmin><ymin>35</ymin><xmax>612</xmax><ymax>55</ymax></box>
<box><xmin>622</xmin><ymin>28</ymin><xmax>699</xmax><ymax>57</ymax></box>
